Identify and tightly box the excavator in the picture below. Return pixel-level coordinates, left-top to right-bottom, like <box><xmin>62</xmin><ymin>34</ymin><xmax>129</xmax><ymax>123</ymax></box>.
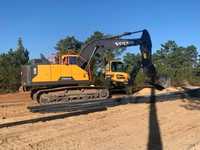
<box><xmin>21</xmin><ymin>29</ymin><xmax>163</xmax><ymax>105</ymax></box>
<box><xmin>104</xmin><ymin>60</ymin><xmax>129</xmax><ymax>92</ymax></box>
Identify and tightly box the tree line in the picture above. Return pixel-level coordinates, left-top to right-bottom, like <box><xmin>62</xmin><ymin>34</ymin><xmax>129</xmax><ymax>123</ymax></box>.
<box><xmin>123</xmin><ymin>41</ymin><xmax>200</xmax><ymax>87</ymax></box>
<box><xmin>0</xmin><ymin>32</ymin><xmax>199</xmax><ymax>93</ymax></box>
<box><xmin>0</xmin><ymin>38</ymin><xmax>29</xmax><ymax>92</ymax></box>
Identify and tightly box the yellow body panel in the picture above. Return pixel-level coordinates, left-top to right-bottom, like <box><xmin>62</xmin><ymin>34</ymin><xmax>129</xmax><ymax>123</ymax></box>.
<box><xmin>32</xmin><ymin>64</ymin><xmax>89</xmax><ymax>82</ymax></box>
<box><xmin>105</xmin><ymin>71</ymin><xmax>129</xmax><ymax>83</ymax></box>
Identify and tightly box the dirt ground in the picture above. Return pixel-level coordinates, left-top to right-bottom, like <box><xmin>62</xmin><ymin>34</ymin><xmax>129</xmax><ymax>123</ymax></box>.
<box><xmin>0</xmin><ymin>92</ymin><xmax>32</xmax><ymax>119</ymax></box>
<box><xmin>0</xmin><ymin>88</ymin><xmax>200</xmax><ymax>150</ymax></box>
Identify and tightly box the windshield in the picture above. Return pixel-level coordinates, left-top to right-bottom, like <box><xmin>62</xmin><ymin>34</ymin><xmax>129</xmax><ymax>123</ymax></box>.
<box><xmin>111</xmin><ymin>62</ymin><xmax>125</xmax><ymax>72</ymax></box>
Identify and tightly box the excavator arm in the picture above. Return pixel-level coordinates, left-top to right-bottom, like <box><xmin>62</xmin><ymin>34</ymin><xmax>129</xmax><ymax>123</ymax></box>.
<box><xmin>79</xmin><ymin>29</ymin><xmax>163</xmax><ymax>90</ymax></box>
<box><xmin>79</xmin><ymin>30</ymin><xmax>150</xmax><ymax>67</ymax></box>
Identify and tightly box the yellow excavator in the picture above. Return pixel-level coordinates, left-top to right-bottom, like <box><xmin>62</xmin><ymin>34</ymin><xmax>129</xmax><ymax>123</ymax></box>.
<box><xmin>21</xmin><ymin>29</ymin><xmax>163</xmax><ymax>105</ymax></box>
<box><xmin>104</xmin><ymin>60</ymin><xmax>129</xmax><ymax>92</ymax></box>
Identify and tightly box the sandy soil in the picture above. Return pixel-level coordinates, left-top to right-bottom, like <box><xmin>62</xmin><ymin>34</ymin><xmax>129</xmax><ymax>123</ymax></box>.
<box><xmin>0</xmin><ymin>88</ymin><xmax>199</xmax><ymax>150</ymax></box>
<box><xmin>0</xmin><ymin>92</ymin><xmax>31</xmax><ymax>104</ymax></box>
<box><xmin>0</xmin><ymin>92</ymin><xmax>34</xmax><ymax>119</ymax></box>
<box><xmin>133</xmin><ymin>86</ymin><xmax>183</xmax><ymax>96</ymax></box>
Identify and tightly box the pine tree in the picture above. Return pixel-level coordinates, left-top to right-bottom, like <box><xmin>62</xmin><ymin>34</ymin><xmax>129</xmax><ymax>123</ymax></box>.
<box><xmin>16</xmin><ymin>37</ymin><xmax>29</xmax><ymax>65</ymax></box>
<box><xmin>0</xmin><ymin>38</ymin><xmax>29</xmax><ymax>92</ymax></box>
<box><xmin>55</xmin><ymin>36</ymin><xmax>82</xmax><ymax>54</ymax></box>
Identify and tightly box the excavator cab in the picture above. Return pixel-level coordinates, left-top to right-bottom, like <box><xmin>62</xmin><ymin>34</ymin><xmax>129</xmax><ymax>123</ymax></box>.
<box><xmin>60</xmin><ymin>54</ymin><xmax>78</xmax><ymax>65</ymax></box>
<box><xmin>105</xmin><ymin>60</ymin><xmax>129</xmax><ymax>90</ymax></box>
<box><xmin>58</xmin><ymin>50</ymin><xmax>80</xmax><ymax>65</ymax></box>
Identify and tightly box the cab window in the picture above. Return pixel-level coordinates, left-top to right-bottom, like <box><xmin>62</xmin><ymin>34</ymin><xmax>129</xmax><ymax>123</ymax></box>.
<box><xmin>69</xmin><ymin>56</ymin><xmax>77</xmax><ymax>64</ymax></box>
<box><xmin>111</xmin><ymin>62</ymin><xmax>124</xmax><ymax>72</ymax></box>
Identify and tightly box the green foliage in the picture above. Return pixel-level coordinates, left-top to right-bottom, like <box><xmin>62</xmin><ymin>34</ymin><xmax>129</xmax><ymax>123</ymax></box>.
<box><xmin>123</xmin><ymin>52</ymin><xmax>145</xmax><ymax>87</ymax></box>
<box><xmin>0</xmin><ymin>38</ymin><xmax>29</xmax><ymax>93</ymax></box>
<box><xmin>55</xmin><ymin>36</ymin><xmax>82</xmax><ymax>54</ymax></box>
<box><xmin>123</xmin><ymin>53</ymin><xmax>140</xmax><ymax>73</ymax></box>
<box><xmin>134</xmin><ymin>70</ymin><xmax>146</xmax><ymax>87</ymax></box>
<box><xmin>16</xmin><ymin>38</ymin><xmax>29</xmax><ymax>65</ymax></box>
<box><xmin>85</xmin><ymin>31</ymin><xmax>105</xmax><ymax>44</ymax></box>
<box><xmin>153</xmin><ymin>41</ymin><xmax>199</xmax><ymax>86</ymax></box>
<box><xmin>195</xmin><ymin>55</ymin><xmax>200</xmax><ymax>76</ymax></box>
<box><xmin>122</xmin><ymin>41</ymin><xmax>200</xmax><ymax>87</ymax></box>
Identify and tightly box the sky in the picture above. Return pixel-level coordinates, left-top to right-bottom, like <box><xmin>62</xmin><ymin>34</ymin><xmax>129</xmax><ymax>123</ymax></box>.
<box><xmin>0</xmin><ymin>0</ymin><xmax>200</xmax><ymax>58</ymax></box>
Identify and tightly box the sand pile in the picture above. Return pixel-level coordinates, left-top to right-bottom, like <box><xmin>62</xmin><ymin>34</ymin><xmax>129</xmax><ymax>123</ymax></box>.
<box><xmin>133</xmin><ymin>87</ymin><xmax>183</xmax><ymax>96</ymax></box>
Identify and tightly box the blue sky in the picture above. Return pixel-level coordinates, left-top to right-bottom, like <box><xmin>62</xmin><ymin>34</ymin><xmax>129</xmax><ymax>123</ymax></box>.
<box><xmin>0</xmin><ymin>0</ymin><xmax>199</xmax><ymax>58</ymax></box>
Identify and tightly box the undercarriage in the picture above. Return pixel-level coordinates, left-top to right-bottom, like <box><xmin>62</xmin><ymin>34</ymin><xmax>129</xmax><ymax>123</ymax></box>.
<box><xmin>31</xmin><ymin>86</ymin><xmax>110</xmax><ymax>105</ymax></box>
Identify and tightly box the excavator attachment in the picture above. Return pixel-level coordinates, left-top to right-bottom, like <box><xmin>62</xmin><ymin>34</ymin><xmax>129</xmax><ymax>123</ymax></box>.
<box><xmin>79</xmin><ymin>29</ymin><xmax>163</xmax><ymax>91</ymax></box>
<box><xmin>122</xmin><ymin>30</ymin><xmax>164</xmax><ymax>91</ymax></box>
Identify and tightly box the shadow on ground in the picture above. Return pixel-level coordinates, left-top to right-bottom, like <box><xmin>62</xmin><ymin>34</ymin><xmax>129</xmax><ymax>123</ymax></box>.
<box><xmin>147</xmin><ymin>88</ymin><xmax>163</xmax><ymax>150</ymax></box>
<box><xmin>180</xmin><ymin>88</ymin><xmax>200</xmax><ymax>110</ymax></box>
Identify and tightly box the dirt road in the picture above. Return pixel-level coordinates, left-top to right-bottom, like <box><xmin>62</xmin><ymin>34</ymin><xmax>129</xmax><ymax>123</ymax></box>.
<box><xmin>0</xmin><ymin>89</ymin><xmax>200</xmax><ymax>150</ymax></box>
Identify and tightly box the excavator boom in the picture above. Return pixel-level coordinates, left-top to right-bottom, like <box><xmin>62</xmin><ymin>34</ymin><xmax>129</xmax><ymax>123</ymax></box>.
<box><xmin>79</xmin><ymin>30</ymin><xmax>151</xmax><ymax>68</ymax></box>
<box><xmin>79</xmin><ymin>29</ymin><xmax>160</xmax><ymax>89</ymax></box>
